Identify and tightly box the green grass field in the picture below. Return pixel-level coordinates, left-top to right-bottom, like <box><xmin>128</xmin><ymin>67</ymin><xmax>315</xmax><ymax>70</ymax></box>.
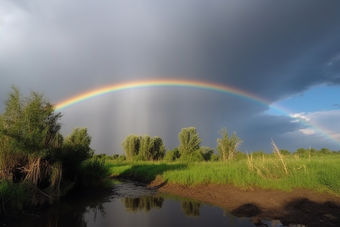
<box><xmin>105</xmin><ymin>154</ymin><xmax>340</xmax><ymax>196</ymax></box>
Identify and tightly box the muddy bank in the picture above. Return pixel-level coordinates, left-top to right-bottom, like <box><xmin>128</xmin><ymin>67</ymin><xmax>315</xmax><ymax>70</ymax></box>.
<box><xmin>148</xmin><ymin>179</ymin><xmax>340</xmax><ymax>227</ymax></box>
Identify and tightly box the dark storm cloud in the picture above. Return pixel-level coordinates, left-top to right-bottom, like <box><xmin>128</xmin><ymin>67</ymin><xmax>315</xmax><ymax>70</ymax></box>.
<box><xmin>324</xmin><ymin>54</ymin><xmax>340</xmax><ymax>84</ymax></box>
<box><xmin>2</xmin><ymin>1</ymin><xmax>340</xmax><ymax>98</ymax></box>
<box><xmin>1</xmin><ymin>0</ymin><xmax>340</xmax><ymax>153</ymax></box>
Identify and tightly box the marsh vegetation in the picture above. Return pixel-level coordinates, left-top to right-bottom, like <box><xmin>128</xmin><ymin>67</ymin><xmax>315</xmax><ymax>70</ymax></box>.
<box><xmin>0</xmin><ymin>87</ymin><xmax>109</xmax><ymax>216</ymax></box>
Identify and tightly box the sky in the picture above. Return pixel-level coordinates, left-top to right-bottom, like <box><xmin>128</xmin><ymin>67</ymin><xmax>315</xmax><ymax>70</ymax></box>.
<box><xmin>0</xmin><ymin>0</ymin><xmax>340</xmax><ymax>154</ymax></box>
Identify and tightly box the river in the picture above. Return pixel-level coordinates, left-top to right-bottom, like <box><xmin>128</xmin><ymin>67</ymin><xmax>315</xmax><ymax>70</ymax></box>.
<box><xmin>1</xmin><ymin>180</ymin><xmax>285</xmax><ymax>227</ymax></box>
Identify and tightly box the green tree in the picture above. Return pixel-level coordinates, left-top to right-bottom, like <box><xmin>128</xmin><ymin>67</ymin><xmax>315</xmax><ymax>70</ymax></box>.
<box><xmin>200</xmin><ymin>146</ymin><xmax>214</xmax><ymax>161</ymax></box>
<box><xmin>139</xmin><ymin>135</ymin><xmax>152</xmax><ymax>161</ymax></box>
<box><xmin>149</xmin><ymin>136</ymin><xmax>165</xmax><ymax>160</ymax></box>
<box><xmin>178</xmin><ymin>127</ymin><xmax>202</xmax><ymax>156</ymax></box>
<box><xmin>63</xmin><ymin>128</ymin><xmax>93</xmax><ymax>158</ymax></box>
<box><xmin>294</xmin><ymin>147</ymin><xmax>308</xmax><ymax>157</ymax></box>
<box><xmin>216</xmin><ymin>127</ymin><xmax>242</xmax><ymax>161</ymax></box>
<box><xmin>318</xmin><ymin>148</ymin><xmax>331</xmax><ymax>155</ymax></box>
<box><xmin>122</xmin><ymin>134</ymin><xmax>165</xmax><ymax>161</ymax></box>
<box><xmin>121</xmin><ymin>134</ymin><xmax>141</xmax><ymax>161</ymax></box>
<box><xmin>0</xmin><ymin>86</ymin><xmax>62</xmax><ymax>156</ymax></box>
<box><xmin>0</xmin><ymin>86</ymin><xmax>62</xmax><ymax>183</ymax></box>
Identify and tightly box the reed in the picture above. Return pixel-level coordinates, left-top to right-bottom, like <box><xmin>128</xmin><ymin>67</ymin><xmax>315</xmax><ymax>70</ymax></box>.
<box><xmin>271</xmin><ymin>139</ymin><xmax>288</xmax><ymax>175</ymax></box>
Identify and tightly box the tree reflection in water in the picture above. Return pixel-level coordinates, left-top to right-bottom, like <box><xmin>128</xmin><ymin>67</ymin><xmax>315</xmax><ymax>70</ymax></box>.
<box><xmin>122</xmin><ymin>196</ymin><xmax>164</xmax><ymax>213</ymax></box>
<box><xmin>181</xmin><ymin>200</ymin><xmax>201</xmax><ymax>217</ymax></box>
<box><xmin>122</xmin><ymin>196</ymin><xmax>202</xmax><ymax>218</ymax></box>
<box><xmin>2</xmin><ymin>195</ymin><xmax>108</xmax><ymax>227</ymax></box>
<box><xmin>44</xmin><ymin>198</ymin><xmax>107</xmax><ymax>227</ymax></box>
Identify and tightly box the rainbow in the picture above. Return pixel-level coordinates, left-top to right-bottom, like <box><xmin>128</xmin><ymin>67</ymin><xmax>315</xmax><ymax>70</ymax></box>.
<box><xmin>55</xmin><ymin>79</ymin><xmax>275</xmax><ymax>110</ymax></box>
<box><xmin>55</xmin><ymin>79</ymin><xmax>339</xmax><ymax>147</ymax></box>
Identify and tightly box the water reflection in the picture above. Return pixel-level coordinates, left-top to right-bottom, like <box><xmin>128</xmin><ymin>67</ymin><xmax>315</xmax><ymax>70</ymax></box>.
<box><xmin>121</xmin><ymin>197</ymin><xmax>201</xmax><ymax>218</ymax></box>
<box><xmin>1</xmin><ymin>191</ymin><xmax>109</xmax><ymax>227</ymax></box>
<box><xmin>122</xmin><ymin>197</ymin><xmax>164</xmax><ymax>213</ymax></box>
<box><xmin>120</xmin><ymin>193</ymin><xmax>203</xmax><ymax>218</ymax></box>
<box><xmin>181</xmin><ymin>200</ymin><xmax>201</xmax><ymax>217</ymax></box>
<box><xmin>1</xmin><ymin>180</ymin><xmax>283</xmax><ymax>227</ymax></box>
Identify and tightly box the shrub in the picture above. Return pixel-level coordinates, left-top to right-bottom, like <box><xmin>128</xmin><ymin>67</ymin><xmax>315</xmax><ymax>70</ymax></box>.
<box><xmin>200</xmin><ymin>146</ymin><xmax>214</xmax><ymax>161</ymax></box>
<box><xmin>164</xmin><ymin>148</ymin><xmax>180</xmax><ymax>162</ymax></box>
<box><xmin>180</xmin><ymin>150</ymin><xmax>204</xmax><ymax>162</ymax></box>
<box><xmin>112</xmin><ymin>154</ymin><xmax>119</xmax><ymax>159</ymax></box>
<box><xmin>76</xmin><ymin>158</ymin><xmax>109</xmax><ymax>189</ymax></box>
<box><xmin>234</xmin><ymin>151</ymin><xmax>247</xmax><ymax>161</ymax></box>
<box><xmin>118</xmin><ymin>155</ymin><xmax>126</xmax><ymax>162</ymax></box>
<box><xmin>209</xmin><ymin>154</ymin><xmax>220</xmax><ymax>161</ymax></box>
<box><xmin>60</xmin><ymin>128</ymin><xmax>94</xmax><ymax>183</ymax></box>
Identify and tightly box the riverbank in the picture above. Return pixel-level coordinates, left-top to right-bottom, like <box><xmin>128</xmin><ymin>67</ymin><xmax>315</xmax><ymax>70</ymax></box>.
<box><xmin>106</xmin><ymin>157</ymin><xmax>340</xmax><ymax>196</ymax></box>
<box><xmin>107</xmin><ymin>158</ymin><xmax>340</xmax><ymax>226</ymax></box>
<box><xmin>148</xmin><ymin>178</ymin><xmax>340</xmax><ymax>227</ymax></box>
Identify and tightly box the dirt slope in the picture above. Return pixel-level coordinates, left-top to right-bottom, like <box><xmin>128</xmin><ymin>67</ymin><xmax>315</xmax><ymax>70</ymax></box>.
<box><xmin>149</xmin><ymin>179</ymin><xmax>340</xmax><ymax>227</ymax></box>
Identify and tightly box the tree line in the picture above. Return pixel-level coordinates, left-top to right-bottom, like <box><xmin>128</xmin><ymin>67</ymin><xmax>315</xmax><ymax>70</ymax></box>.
<box><xmin>121</xmin><ymin>126</ymin><xmax>243</xmax><ymax>162</ymax></box>
<box><xmin>119</xmin><ymin>127</ymin><xmax>340</xmax><ymax>162</ymax></box>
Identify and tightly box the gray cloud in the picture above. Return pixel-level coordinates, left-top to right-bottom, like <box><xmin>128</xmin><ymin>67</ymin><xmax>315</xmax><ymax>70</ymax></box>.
<box><xmin>1</xmin><ymin>0</ymin><xmax>340</xmax><ymax>153</ymax></box>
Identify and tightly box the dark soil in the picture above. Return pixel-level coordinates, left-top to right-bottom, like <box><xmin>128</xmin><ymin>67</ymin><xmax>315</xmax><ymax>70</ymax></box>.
<box><xmin>148</xmin><ymin>178</ymin><xmax>340</xmax><ymax>227</ymax></box>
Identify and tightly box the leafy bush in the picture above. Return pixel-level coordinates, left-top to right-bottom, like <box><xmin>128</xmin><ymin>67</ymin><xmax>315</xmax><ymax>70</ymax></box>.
<box><xmin>118</xmin><ymin>155</ymin><xmax>126</xmax><ymax>162</ymax></box>
<box><xmin>180</xmin><ymin>150</ymin><xmax>204</xmax><ymax>162</ymax></box>
<box><xmin>60</xmin><ymin>128</ymin><xmax>94</xmax><ymax>183</ymax></box>
<box><xmin>200</xmin><ymin>147</ymin><xmax>214</xmax><ymax>161</ymax></box>
<box><xmin>233</xmin><ymin>151</ymin><xmax>247</xmax><ymax>161</ymax></box>
<box><xmin>76</xmin><ymin>158</ymin><xmax>109</xmax><ymax>189</ymax></box>
<box><xmin>112</xmin><ymin>154</ymin><xmax>119</xmax><ymax>159</ymax></box>
<box><xmin>164</xmin><ymin>148</ymin><xmax>180</xmax><ymax>162</ymax></box>
<box><xmin>209</xmin><ymin>154</ymin><xmax>220</xmax><ymax>161</ymax></box>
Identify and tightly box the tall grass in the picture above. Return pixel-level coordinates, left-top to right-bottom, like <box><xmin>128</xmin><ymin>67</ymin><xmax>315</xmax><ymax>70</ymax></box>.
<box><xmin>106</xmin><ymin>155</ymin><xmax>340</xmax><ymax>196</ymax></box>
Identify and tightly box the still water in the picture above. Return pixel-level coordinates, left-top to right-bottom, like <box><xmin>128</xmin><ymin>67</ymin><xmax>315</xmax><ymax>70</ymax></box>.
<box><xmin>2</xmin><ymin>180</ymin><xmax>284</xmax><ymax>227</ymax></box>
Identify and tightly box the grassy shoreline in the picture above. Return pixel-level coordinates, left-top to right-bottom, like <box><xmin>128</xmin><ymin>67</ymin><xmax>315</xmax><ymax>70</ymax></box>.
<box><xmin>105</xmin><ymin>155</ymin><xmax>340</xmax><ymax>197</ymax></box>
